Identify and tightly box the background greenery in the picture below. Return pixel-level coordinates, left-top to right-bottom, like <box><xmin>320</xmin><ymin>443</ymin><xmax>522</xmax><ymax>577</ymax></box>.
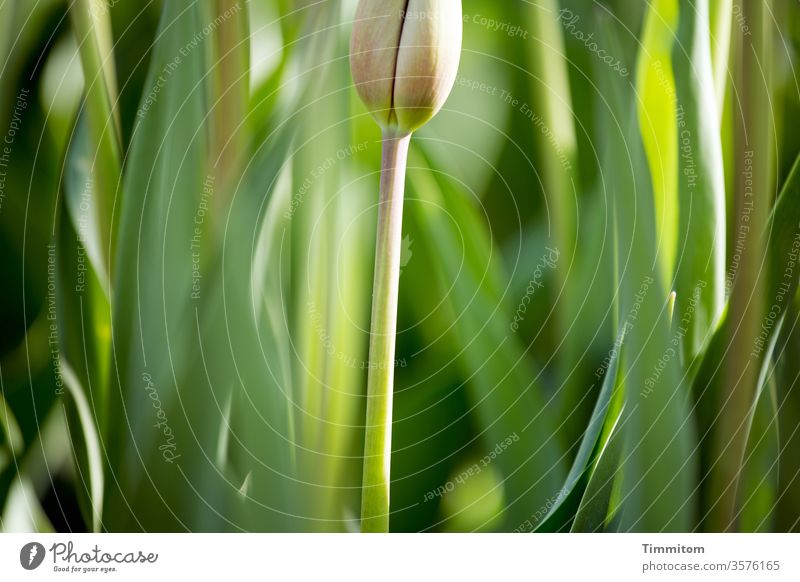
<box><xmin>1</xmin><ymin>0</ymin><xmax>800</xmax><ymax>532</ymax></box>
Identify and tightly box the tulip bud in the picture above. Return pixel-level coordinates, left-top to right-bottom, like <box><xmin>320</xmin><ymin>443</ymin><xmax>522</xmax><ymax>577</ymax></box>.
<box><xmin>350</xmin><ymin>0</ymin><xmax>462</xmax><ymax>135</ymax></box>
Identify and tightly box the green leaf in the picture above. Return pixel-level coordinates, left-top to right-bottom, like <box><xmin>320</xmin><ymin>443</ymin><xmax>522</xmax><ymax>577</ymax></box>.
<box><xmin>596</xmin><ymin>18</ymin><xmax>698</xmax><ymax>531</ymax></box>
<box><xmin>692</xmin><ymin>154</ymin><xmax>800</xmax><ymax>529</ymax></box>
<box><xmin>765</xmin><ymin>156</ymin><xmax>800</xmax><ymax>308</ymax></box>
<box><xmin>55</xmin><ymin>111</ymin><xmax>113</xmax><ymax>531</ymax></box>
<box><xmin>738</xmin><ymin>366</ymin><xmax>779</xmax><ymax>532</ymax></box>
<box><xmin>708</xmin><ymin>0</ymin><xmax>733</xmax><ymax>112</ymax></box>
<box><xmin>105</xmin><ymin>0</ymin><xmax>232</xmax><ymax>531</ymax></box>
<box><xmin>220</xmin><ymin>130</ymin><xmax>301</xmax><ymax>531</ymax></box>
<box><xmin>59</xmin><ymin>359</ymin><xmax>104</xmax><ymax>532</ymax></box>
<box><xmin>69</xmin><ymin>0</ymin><xmax>123</xmax><ymax>268</ymax></box>
<box><xmin>774</xmin><ymin>295</ymin><xmax>800</xmax><ymax>531</ymax></box>
<box><xmin>535</xmin><ymin>326</ymin><xmax>626</xmax><ymax>532</ymax></box>
<box><xmin>571</xmin><ymin>404</ymin><xmax>626</xmax><ymax>532</ymax></box>
<box><xmin>637</xmin><ymin>0</ymin><xmax>679</xmax><ymax>283</ymax></box>
<box><xmin>671</xmin><ymin>0</ymin><xmax>726</xmax><ymax>361</ymax></box>
<box><xmin>1</xmin><ymin>476</ymin><xmax>54</xmax><ymax>533</ymax></box>
<box><xmin>275</xmin><ymin>6</ymin><xmax>371</xmax><ymax>529</ymax></box>
<box><xmin>693</xmin><ymin>158</ymin><xmax>800</xmax><ymax>523</ymax></box>
<box><xmin>0</xmin><ymin>385</ymin><xmax>23</xmax><ymax>457</ymax></box>
<box><xmin>408</xmin><ymin>146</ymin><xmax>566</xmax><ymax>531</ymax></box>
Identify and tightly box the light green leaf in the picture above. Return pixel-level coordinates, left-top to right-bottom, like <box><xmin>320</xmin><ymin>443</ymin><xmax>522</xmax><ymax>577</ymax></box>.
<box><xmin>671</xmin><ymin>0</ymin><xmax>726</xmax><ymax>361</ymax></box>
<box><xmin>637</xmin><ymin>0</ymin><xmax>679</xmax><ymax>284</ymax></box>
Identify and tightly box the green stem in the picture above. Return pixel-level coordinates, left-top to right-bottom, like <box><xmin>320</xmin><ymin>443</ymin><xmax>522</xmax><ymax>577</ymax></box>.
<box><xmin>712</xmin><ymin>0</ymin><xmax>771</xmax><ymax>531</ymax></box>
<box><xmin>211</xmin><ymin>0</ymin><xmax>249</xmax><ymax>213</ymax></box>
<box><xmin>360</xmin><ymin>131</ymin><xmax>411</xmax><ymax>533</ymax></box>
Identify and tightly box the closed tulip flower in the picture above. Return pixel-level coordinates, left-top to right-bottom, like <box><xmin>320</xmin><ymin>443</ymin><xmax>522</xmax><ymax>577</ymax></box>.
<box><xmin>350</xmin><ymin>0</ymin><xmax>462</xmax><ymax>135</ymax></box>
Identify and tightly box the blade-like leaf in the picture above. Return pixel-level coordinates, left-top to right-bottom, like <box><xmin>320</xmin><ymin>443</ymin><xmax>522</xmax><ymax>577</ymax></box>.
<box><xmin>597</xmin><ymin>17</ymin><xmax>698</xmax><ymax>531</ymax></box>
<box><xmin>637</xmin><ymin>0</ymin><xmax>679</xmax><ymax>284</ymax></box>
<box><xmin>571</xmin><ymin>406</ymin><xmax>626</xmax><ymax>532</ymax></box>
<box><xmin>106</xmin><ymin>1</ymin><xmax>232</xmax><ymax>531</ymax></box>
<box><xmin>69</xmin><ymin>0</ymin><xmax>122</xmax><ymax>269</ymax></box>
<box><xmin>408</xmin><ymin>146</ymin><xmax>566</xmax><ymax>531</ymax></box>
<box><xmin>536</xmin><ymin>326</ymin><xmax>626</xmax><ymax>532</ymax></box>
<box><xmin>671</xmin><ymin>0</ymin><xmax>726</xmax><ymax>361</ymax></box>
<box><xmin>59</xmin><ymin>359</ymin><xmax>104</xmax><ymax>532</ymax></box>
<box><xmin>693</xmin><ymin>154</ymin><xmax>800</xmax><ymax>529</ymax></box>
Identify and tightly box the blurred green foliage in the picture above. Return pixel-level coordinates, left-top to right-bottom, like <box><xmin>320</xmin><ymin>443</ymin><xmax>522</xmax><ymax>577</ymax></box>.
<box><xmin>1</xmin><ymin>0</ymin><xmax>800</xmax><ymax>533</ymax></box>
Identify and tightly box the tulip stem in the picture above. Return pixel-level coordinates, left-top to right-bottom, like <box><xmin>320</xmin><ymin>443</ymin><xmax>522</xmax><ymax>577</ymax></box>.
<box><xmin>360</xmin><ymin>131</ymin><xmax>411</xmax><ymax>533</ymax></box>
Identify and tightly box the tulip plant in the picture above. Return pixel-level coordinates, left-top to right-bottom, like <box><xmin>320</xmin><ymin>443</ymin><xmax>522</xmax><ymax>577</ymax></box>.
<box><xmin>350</xmin><ymin>0</ymin><xmax>462</xmax><ymax>532</ymax></box>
